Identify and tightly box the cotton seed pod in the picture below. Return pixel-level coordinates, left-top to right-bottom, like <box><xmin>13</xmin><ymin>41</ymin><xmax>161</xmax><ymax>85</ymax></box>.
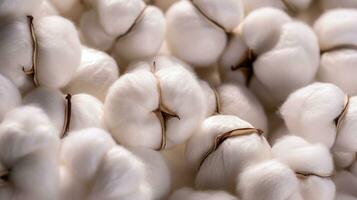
<box><xmin>280</xmin><ymin>82</ymin><xmax>357</xmax><ymax>150</ymax></box>
<box><xmin>24</xmin><ymin>87</ymin><xmax>104</xmax><ymax>137</ymax></box>
<box><xmin>314</xmin><ymin>9</ymin><xmax>357</xmax><ymax>95</ymax></box>
<box><xmin>186</xmin><ymin>115</ymin><xmax>271</xmax><ymax>192</ymax></box>
<box><xmin>0</xmin><ymin>106</ymin><xmax>60</xmax><ymax>200</ymax></box>
<box><xmin>104</xmin><ymin>56</ymin><xmax>206</xmax><ymax>150</ymax></box>
<box><xmin>129</xmin><ymin>147</ymin><xmax>171</xmax><ymax>199</ymax></box>
<box><xmin>63</xmin><ymin>46</ymin><xmax>119</xmax><ymax>102</ymax></box>
<box><xmin>0</xmin><ymin>0</ymin><xmax>43</xmax><ymax>17</ymax></box>
<box><xmin>272</xmin><ymin>136</ymin><xmax>335</xmax><ymax>200</ymax></box>
<box><xmin>0</xmin><ymin>74</ymin><xmax>21</xmax><ymax>122</ymax></box>
<box><xmin>333</xmin><ymin>170</ymin><xmax>357</xmax><ymax>198</ymax></box>
<box><xmin>239</xmin><ymin>7</ymin><xmax>319</xmax><ymax>101</ymax></box>
<box><xmin>166</xmin><ymin>0</ymin><xmax>244</xmax><ymax>67</ymax></box>
<box><xmin>169</xmin><ymin>187</ymin><xmax>239</xmax><ymax>200</ymax></box>
<box><xmin>237</xmin><ymin>160</ymin><xmax>303</xmax><ymax>200</ymax></box>
<box><xmin>60</xmin><ymin>128</ymin><xmax>152</xmax><ymax>200</ymax></box>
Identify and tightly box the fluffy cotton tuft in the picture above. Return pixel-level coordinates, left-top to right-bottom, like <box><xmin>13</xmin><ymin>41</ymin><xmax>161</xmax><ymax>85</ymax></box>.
<box><xmin>169</xmin><ymin>187</ymin><xmax>238</xmax><ymax>200</ymax></box>
<box><xmin>0</xmin><ymin>0</ymin><xmax>43</xmax><ymax>16</ymax></box>
<box><xmin>0</xmin><ymin>106</ymin><xmax>60</xmax><ymax>200</ymax></box>
<box><xmin>186</xmin><ymin>115</ymin><xmax>271</xmax><ymax>192</ymax></box>
<box><xmin>64</xmin><ymin>46</ymin><xmax>119</xmax><ymax>102</ymax></box>
<box><xmin>104</xmin><ymin>56</ymin><xmax>206</xmax><ymax>150</ymax></box>
<box><xmin>0</xmin><ymin>74</ymin><xmax>21</xmax><ymax>121</ymax></box>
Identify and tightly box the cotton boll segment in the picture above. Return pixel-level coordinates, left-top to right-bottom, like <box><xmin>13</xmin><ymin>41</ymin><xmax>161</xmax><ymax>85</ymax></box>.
<box><xmin>0</xmin><ymin>16</ymin><xmax>34</xmax><ymax>94</ymax></box>
<box><xmin>104</xmin><ymin>57</ymin><xmax>205</xmax><ymax>150</ymax></box>
<box><xmin>186</xmin><ymin>115</ymin><xmax>271</xmax><ymax>192</ymax></box>
<box><xmin>280</xmin><ymin>82</ymin><xmax>346</xmax><ymax>148</ymax></box>
<box><xmin>112</xmin><ymin>5</ymin><xmax>165</xmax><ymax>63</ymax></box>
<box><xmin>237</xmin><ymin>160</ymin><xmax>302</xmax><ymax>200</ymax></box>
<box><xmin>0</xmin><ymin>0</ymin><xmax>43</xmax><ymax>17</ymax></box>
<box><xmin>0</xmin><ymin>106</ymin><xmax>60</xmax><ymax>200</ymax></box>
<box><xmin>166</xmin><ymin>0</ymin><xmax>227</xmax><ymax>67</ymax></box>
<box><xmin>79</xmin><ymin>10</ymin><xmax>116</xmax><ymax>51</ymax></box>
<box><xmin>0</xmin><ymin>74</ymin><xmax>21</xmax><ymax>122</ymax></box>
<box><xmin>130</xmin><ymin>147</ymin><xmax>171</xmax><ymax>199</ymax></box>
<box><xmin>332</xmin><ymin>150</ymin><xmax>355</xmax><ymax>169</ymax></box>
<box><xmin>34</xmin><ymin>16</ymin><xmax>81</xmax><ymax>88</ymax></box>
<box><xmin>169</xmin><ymin>187</ymin><xmax>239</xmax><ymax>200</ymax></box>
<box><xmin>64</xmin><ymin>47</ymin><xmax>119</xmax><ymax>102</ymax></box>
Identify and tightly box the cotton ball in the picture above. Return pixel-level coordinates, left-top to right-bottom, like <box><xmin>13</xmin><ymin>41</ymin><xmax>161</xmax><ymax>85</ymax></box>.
<box><xmin>130</xmin><ymin>147</ymin><xmax>171</xmax><ymax>199</ymax></box>
<box><xmin>0</xmin><ymin>0</ymin><xmax>43</xmax><ymax>16</ymax></box>
<box><xmin>60</xmin><ymin>128</ymin><xmax>151</xmax><ymax>200</ymax></box>
<box><xmin>237</xmin><ymin>160</ymin><xmax>302</xmax><ymax>200</ymax></box>
<box><xmin>199</xmin><ymin>81</ymin><xmax>217</xmax><ymax>117</ymax></box>
<box><xmin>104</xmin><ymin>56</ymin><xmax>206</xmax><ymax>150</ymax></box>
<box><xmin>332</xmin><ymin>150</ymin><xmax>355</xmax><ymax>169</ymax></box>
<box><xmin>0</xmin><ymin>74</ymin><xmax>21</xmax><ymax>121</ymax></box>
<box><xmin>96</xmin><ymin>0</ymin><xmax>145</xmax><ymax>36</ymax></box>
<box><xmin>166</xmin><ymin>0</ymin><xmax>233</xmax><ymax>66</ymax></box>
<box><xmin>0</xmin><ymin>16</ymin><xmax>34</xmax><ymax>93</ymax></box>
<box><xmin>169</xmin><ymin>187</ymin><xmax>238</xmax><ymax>200</ymax></box>
<box><xmin>64</xmin><ymin>46</ymin><xmax>119</xmax><ymax>102</ymax></box>
<box><xmin>0</xmin><ymin>106</ymin><xmax>60</xmax><ymax>200</ymax></box>
<box><xmin>280</xmin><ymin>82</ymin><xmax>346</xmax><ymax>148</ymax></box>
<box><xmin>79</xmin><ymin>10</ymin><xmax>115</xmax><ymax>51</ymax></box>
<box><xmin>186</xmin><ymin>115</ymin><xmax>271</xmax><ymax>192</ymax></box>
<box><xmin>272</xmin><ymin>136</ymin><xmax>335</xmax><ymax>200</ymax></box>
<box><xmin>333</xmin><ymin>170</ymin><xmax>357</xmax><ymax>197</ymax></box>
<box><xmin>314</xmin><ymin>9</ymin><xmax>357</xmax><ymax>95</ymax></box>
<box><xmin>49</xmin><ymin>0</ymin><xmax>85</xmax><ymax>22</ymax></box>
<box><xmin>34</xmin><ymin>16</ymin><xmax>81</xmax><ymax>88</ymax></box>
<box><xmin>112</xmin><ymin>5</ymin><xmax>165</xmax><ymax>63</ymax></box>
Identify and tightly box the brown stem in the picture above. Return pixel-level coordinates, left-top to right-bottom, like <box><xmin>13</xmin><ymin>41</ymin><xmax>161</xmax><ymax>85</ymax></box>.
<box><xmin>23</xmin><ymin>15</ymin><xmax>39</xmax><ymax>87</ymax></box>
<box><xmin>231</xmin><ymin>49</ymin><xmax>256</xmax><ymax>86</ymax></box>
<box><xmin>151</xmin><ymin>62</ymin><xmax>180</xmax><ymax>150</ymax></box>
<box><xmin>61</xmin><ymin>94</ymin><xmax>72</xmax><ymax>139</ymax></box>
<box><xmin>198</xmin><ymin>128</ymin><xmax>263</xmax><ymax>171</ymax></box>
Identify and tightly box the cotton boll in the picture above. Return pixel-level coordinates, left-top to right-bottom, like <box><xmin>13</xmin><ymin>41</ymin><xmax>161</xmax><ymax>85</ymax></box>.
<box><xmin>186</xmin><ymin>115</ymin><xmax>271</xmax><ymax>192</ymax></box>
<box><xmin>79</xmin><ymin>10</ymin><xmax>116</xmax><ymax>51</ymax></box>
<box><xmin>112</xmin><ymin>5</ymin><xmax>165</xmax><ymax>63</ymax></box>
<box><xmin>130</xmin><ymin>147</ymin><xmax>171</xmax><ymax>199</ymax></box>
<box><xmin>0</xmin><ymin>0</ymin><xmax>43</xmax><ymax>17</ymax></box>
<box><xmin>35</xmin><ymin>16</ymin><xmax>81</xmax><ymax>88</ymax></box>
<box><xmin>166</xmin><ymin>0</ymin><xmax>227</xmax><ymax>66</ymax></box>
<box><xmin>237</xmin><ymin>160</ymin><xmax>302</xmax><ymax>200</ymax></box>
<box><xmin>0</xmin><ymin>17</ymin><xmax>34</xmax><ymax>93</ymax></box>
<box><xmin>333</xmin><ymin>170</ymin><xmax>357</xmax><ymax>197</ymax></box>
<box><xmin>0</xmin><ymin>106</ymin><xmax>60</xmax><ymax>200</ymax></box>
<box><xmin>96</xmin><ymin>0</ymin><xmax>145</xmax><ymax>36</ymax></box>
<box><xmin>104</xmin><ymin>56</ymin><xmax>206</xmax><ymax>149</ymax></box>
<box><xmin>0</xmin><ymin>74</ymin><xmax>21</xmax><ymax>122</ymax></box>
<box><xmin>60</xmin><ymin>128</ymin><xmax>151</xmax><ymax>200</ymax></box>
<box><xmin>169</xmin><ymin>187</ymin><xmax>238</xmax><ymax>200</ymax></box>
<box><xmin>199</xmin><ymin>81</ymin><xmax>217</xmax><ymax>117</ymax></box>
<box><xmin>64</xmin><ymin>47</ymin><xmax>119</xmax><ymax>102</ymax></box>
<box><xmin>249</xmin><ymin>76</ymin><xmax>279</xmax><ymax>113</ymax></box>
<box><xmin>332</xmin><ymin>150</ymin><xmax>355</xmax><ymax>169</ymax></box>
<box><xmin>299</xmin><ymin>176</ymin><xmax>336</xmax><ymax>200</ymax></box>
<box><xmin>280</xmin><ymin>82</ymin><xmax>346</xmax><ymax>148</ymax></box>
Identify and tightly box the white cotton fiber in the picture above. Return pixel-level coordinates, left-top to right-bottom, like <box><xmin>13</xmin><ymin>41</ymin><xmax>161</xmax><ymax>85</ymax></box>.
<box><xmin>169</xmin><ymin>187</ymin><xmax>238</xmax><ymax>200</ymax></box>
<box><xmin>0</xmin><ymin>74</ymin><xmax>21</xmax><ymax>121</ymax></box>
<box><xmin>64</xmin><ymin>46</ymin><xmax>119</xmax><ymax>102</ymax></box>
<box><xmin>49</xmin><ymin>0</ymin><xmax>84</xmax><ymax>22</ymax></box>
<box><xmin>186</xmin><ymin>115</ymin><xmax>271</xmax><ymax>192</ymax></box>
<box><xmin>104</xmin><ymin>56</ymin><xmax>206</xmax><ymax>150</ymax></box>
<box><xmin>280</xmin><ymin>82</ymin><xmax>347</xmax><ymax>148</ymax></box>
<box><xmin>0</xmin><ymin>106</ymin><xmax>60</xmax><ymax>200</ymax></box>
<box><xmin>332</xmin><ymin>149</ymin><xmax>355</xmax><ymax>169</ymax></box>
<box><xmin>333</xmin><ymin>170</ymin><xmax>357</xmax><ymax>197</ymax></box>
<box><xmin>0</xmin><ymin>0</ymin><xmax>43</xmax><ymax>17</ymax></box>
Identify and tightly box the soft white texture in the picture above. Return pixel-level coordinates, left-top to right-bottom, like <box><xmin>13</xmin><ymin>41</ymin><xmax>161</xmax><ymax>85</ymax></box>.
<box><xmin>104</xmin><ymin>56</ymin><xmax>206</xmax><ymax>149</ymax></box>
<box><xmin>130</xmin><ymin>147</ymin><xmax>171</xmax><ymax>199</ymax></box>
<box><xmin>112</xmin><ymin>5</ymin><xmax>166</xmax><ymax>63</ymax></box>
<box><xmin>280</xmin><ymin>82</ymin><xmax>347</xmax><ymax>148</ymax></box>
<box><xmin>0</xmin><ymin>106</ymin><xmax>60</xmax><ymax>200</ymax></box>
<box><xmin>49</xmin><ymin>0</ymin><xmax>84</xmax><ymax>22</ymax></box>
<box><xmin>169</xmin><ymin>187</ymin><xmax>238</xmax><ymax>200</ymax></box>
<box><xmin>333</xmin><ymin>170</ymin><xmax>357</xmax><ymax>198</ymax></box>
<box><xmin>24</xmin><ymin>87</ymin><xmax>104</xmax><ymax>136</ymax></box>
<box><xmin>60</xmin><ymin>128</ymin><xmax>151</xmax><ymax>200</ymax></box>
<box><xmin>0</xmin><ymin>74</ymin><xmax>21</xmax><ymax>121</ymax></box>
<box><xmin>332</xmin><ymin>150</ymin><xmax>355</xmax><ymax>169</ymax></box>
<box><xmin>34</xmin><ymin>0</ymin><xmax>59</xmax><ymax>19</ymax></box>
<box><xmin>144</xmin><ymin>0</ymin><xmax>179</xmax><ymax>11</ymax></box>
<box><xmin>314</xmin><ymin>9</ymin><xmax>357</xmax><ymax>95</ymax></box>
<box><xmin>64</xmin><ymin>46</ymin><xmax>119</xmax><ymax>102</ymax></box>
<box><xmin>166</xmin><ymin>0</ymin><xmax>244</xmax><ymax>66</ymax></box>
<box><xmin>186</xmin><ymin>115</ymin><xmax>271</xmax><ymax>192</ymax></box>
<box><xmin>335</xmin><ymin>193</ymin><xmax>357</xmax><ymax>200</ymax></box>
<box><xmin>34</xmin><ymin>16</ymin><xmax>81</xmax><ymax>88</ymax></box>
<box><xmin>0</xmin><ymin>0</ymin><xmax>43</xmax><ymax>16</ymax></box>
<box><xmin>272</xmin><ymin>136</ymin><xmax>335</xmax><ymax>200</ymax></box>
<box><xmin>237</xmin><ymin>160</ymin><xmax>302</xmax><ymax>200</ymax></box>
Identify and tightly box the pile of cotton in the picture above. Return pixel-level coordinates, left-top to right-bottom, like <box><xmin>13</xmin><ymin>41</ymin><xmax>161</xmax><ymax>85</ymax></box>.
<box><xmin>1</xmin><ymin>1</ymin><xmax>357</xmax><ymax>199</ymax></box>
